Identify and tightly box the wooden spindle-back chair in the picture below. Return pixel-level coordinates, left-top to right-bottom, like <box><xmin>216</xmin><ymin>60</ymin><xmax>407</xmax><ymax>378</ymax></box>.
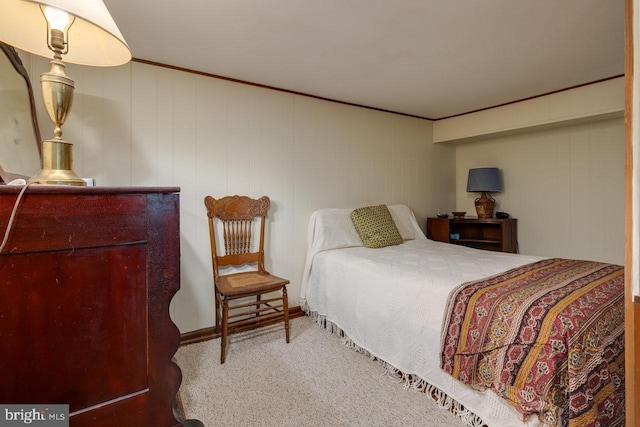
<box><xmin>204</xmin><ymin>195</ymin><xmax>290</xmax><ymax>363</ymax></box>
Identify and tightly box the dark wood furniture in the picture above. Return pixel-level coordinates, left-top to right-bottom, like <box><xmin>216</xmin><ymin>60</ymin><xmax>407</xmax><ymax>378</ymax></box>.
<box><xmin>0</xmin><ymin>186</ymin><xmax>182</xmax><ymax>426</ymax></box>
<box><xmin>427</xmin><ymin>217</ymin><xmax>518</xmax><ymax>253</ymax></box>
<box><xmin>205</xmin><ymin>195</ymin><xmax>290</xmax><ymax>364</ymax></box>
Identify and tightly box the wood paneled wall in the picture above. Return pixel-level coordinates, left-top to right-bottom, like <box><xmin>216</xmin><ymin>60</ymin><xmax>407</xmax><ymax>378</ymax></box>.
<box><xmin>24</xmin><ymin>55</ymin><xmax>455</xmax><ymax>333</ymax></box>
<box><xmin>455</xmin><ymin>117</ymin><xmax>625</xmax><ymax>265</ymax></box>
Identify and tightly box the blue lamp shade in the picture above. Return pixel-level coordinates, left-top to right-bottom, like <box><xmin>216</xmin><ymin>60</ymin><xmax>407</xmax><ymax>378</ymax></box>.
<box><xmin>466</xmin><ymin>168</ymin><xmax>502</xmax><ymax>193</ymax></box>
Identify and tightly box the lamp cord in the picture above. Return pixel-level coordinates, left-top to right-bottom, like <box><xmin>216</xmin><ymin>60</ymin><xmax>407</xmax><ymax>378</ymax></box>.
<box><xmin>0</xmin><ymin>183</ymin><xmax>32</xmax><ymax>254</ymax></box>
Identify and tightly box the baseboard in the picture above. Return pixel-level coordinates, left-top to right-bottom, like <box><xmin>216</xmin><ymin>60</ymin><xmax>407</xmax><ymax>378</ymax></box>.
<box><xmin>179</xmin><ymin>305</ymin><xmax>305</xmax><ymax>346</ymax></box>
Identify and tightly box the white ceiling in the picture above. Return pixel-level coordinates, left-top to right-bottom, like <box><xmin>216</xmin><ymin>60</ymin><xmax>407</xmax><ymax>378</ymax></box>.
<box><xmin>102</xmin><ymin>0</ymin><xmax>624</xmax><ymax>120</ymax></box>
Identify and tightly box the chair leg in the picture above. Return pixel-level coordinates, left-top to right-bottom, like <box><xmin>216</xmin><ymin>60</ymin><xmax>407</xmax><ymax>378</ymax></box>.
<box><xmin>283</xmin><ymin>286</ymin><xmax>290</xmax><ymax>343</ymax></box>
<box><xmin>221</xmin><ymin>298</ymin><xmax>229</xmax><ymax>364</ymax></box>
<box><xmin>256</xmin><ymin>294</ymin><xmax>261</xmax><ymax>318</ymax></box>
<box><xmin>214</xmin><ymin>287</ymin><xmax>221</xmax><ymax>335</ymax></box>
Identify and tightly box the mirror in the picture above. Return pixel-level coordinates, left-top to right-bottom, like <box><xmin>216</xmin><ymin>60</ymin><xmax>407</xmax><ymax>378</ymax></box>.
<box><xmin>0</xmin><ymin>41</ymin><xmax>41</xmax><ymax>183</ymax></box>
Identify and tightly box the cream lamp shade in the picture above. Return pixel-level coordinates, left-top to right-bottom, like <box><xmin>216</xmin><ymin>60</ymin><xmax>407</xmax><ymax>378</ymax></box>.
<box><xmin>0</xmin><ymin>0</ymin><xmax>130</xmax><ymax>186</ymax></box>
<box><xmin>0</xmin><ymin>0</ymin><xmax>130</xmax><ymax>66</ymax></box>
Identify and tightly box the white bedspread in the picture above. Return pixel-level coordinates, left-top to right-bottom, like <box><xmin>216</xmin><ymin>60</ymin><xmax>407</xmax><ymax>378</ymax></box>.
<box><xmin>300</xmin><ymin>206</ymin><xmax>546</xmax><ymax>427</ymax></box>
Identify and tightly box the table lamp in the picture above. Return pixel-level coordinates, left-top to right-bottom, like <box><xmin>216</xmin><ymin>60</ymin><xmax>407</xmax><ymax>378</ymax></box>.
<box><xmin>0</xmin><ymin>0</ymin><xmax>131</xmax><ymax>186</ymax></box>
<box><xmin>466</xmin><ymin>167</ymin><xmax>502</xmax><ymax>218</ymax></box>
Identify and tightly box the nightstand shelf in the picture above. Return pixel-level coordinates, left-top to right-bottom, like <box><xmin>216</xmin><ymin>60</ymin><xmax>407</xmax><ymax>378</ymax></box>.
<box><xmin>456</xmin><ymin>238</ymin><xmax>500</xmax><ymax>244</ymax></box>
<box><xmin>426</xmin><ymin>217</ymin><xmax>517</xmax><ymax>253</ymax></box>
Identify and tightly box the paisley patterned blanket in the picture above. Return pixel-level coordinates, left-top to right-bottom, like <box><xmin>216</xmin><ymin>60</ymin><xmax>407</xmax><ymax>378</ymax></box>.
<box><xmin>440</xmin><ymin>258</ymin><xmax>625</xmax><ymax>426</ymax></box>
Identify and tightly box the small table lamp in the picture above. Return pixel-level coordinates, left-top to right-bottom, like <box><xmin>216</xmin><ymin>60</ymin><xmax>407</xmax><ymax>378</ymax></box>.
<box><xmin>0</xmin><ymin>0</ymin><xmax>131</xmax><ymax>186</ymax></box>
<box><xmin>466</xmin><ymin>167</ymin><xmax>502</xmax><ymax>218</ymax></box>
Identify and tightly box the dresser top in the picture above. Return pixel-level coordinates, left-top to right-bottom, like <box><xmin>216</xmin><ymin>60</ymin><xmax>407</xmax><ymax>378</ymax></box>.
<box><xmin>0</xmin><ymin>185</ymin><xmax>180</xmax><ymax>195</ymax></box>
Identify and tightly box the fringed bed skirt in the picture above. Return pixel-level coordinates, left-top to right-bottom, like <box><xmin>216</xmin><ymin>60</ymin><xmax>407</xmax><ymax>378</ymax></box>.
<box><xmin>306</xmin><ymin>310</ymin><xmax>486</xmax><ymax>427</ymax></box>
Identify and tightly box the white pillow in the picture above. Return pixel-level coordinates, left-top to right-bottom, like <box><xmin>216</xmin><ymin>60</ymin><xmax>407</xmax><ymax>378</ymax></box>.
<box><xmin>307</xmin><ymin>208</ymin><xmax>363</xmax><ymax>252</ymax></box>
<box><xmin>387</xmin><ymin>204</ymin><xmax>426</xmax><ymax>240</ymax></box>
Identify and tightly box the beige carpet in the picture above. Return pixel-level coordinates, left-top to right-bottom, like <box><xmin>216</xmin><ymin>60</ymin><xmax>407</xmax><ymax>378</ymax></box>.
<box><xmin>175</xmin><ymin>315</ymin><xmax>466</xmax><ymax>427</ymax></box>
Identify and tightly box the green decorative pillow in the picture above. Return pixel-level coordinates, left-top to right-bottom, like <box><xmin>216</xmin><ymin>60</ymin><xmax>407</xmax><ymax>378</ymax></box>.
<box><xmin>350</xmin><ymin>205</ymin><xmax>404</xmax><ymax>248</ymax></box>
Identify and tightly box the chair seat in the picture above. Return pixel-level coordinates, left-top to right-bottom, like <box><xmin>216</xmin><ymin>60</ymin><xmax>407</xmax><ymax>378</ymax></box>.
<box><xmin>216</xmin><ymin>271</ymin><xmax>289</xmax><ymax>298</ymax></box>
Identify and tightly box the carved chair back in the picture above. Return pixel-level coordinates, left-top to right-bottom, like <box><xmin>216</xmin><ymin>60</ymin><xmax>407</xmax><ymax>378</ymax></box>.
<box><xmin>204</xmin><ymin>195</ymin><xmax>270</xmax><ymax>281</ymax></box>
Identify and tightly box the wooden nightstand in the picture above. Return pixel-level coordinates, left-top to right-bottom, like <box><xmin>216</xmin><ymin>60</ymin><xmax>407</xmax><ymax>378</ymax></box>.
<box><xmin>427</xmin><ymin>217</ymin><xmax>518</xmax><ymax>253</ymax></box>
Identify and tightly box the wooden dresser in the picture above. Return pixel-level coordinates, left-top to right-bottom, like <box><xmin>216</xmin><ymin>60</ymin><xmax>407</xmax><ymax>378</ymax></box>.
<box><xmin>0</xmin><ymin>186</ymin><xmax>182</xmax><ymax>426</ymax></box>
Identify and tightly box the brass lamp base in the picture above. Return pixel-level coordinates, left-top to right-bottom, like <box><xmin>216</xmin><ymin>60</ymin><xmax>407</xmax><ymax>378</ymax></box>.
<box><xmin>474</xmin><ymin>192</ymin><xmax>495</xmax><ymax>218</ymax></box>
<box><xmin>28</xmin><ymin>139</ymin><xmax>86</xmax><ymax>186</ymax></box>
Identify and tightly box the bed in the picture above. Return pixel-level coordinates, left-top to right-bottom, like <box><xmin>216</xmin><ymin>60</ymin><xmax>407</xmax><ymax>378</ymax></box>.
<box><xmin>299</xmin><ymin>205</ymin><xmax>625</xmax><ymax>427</ymax></box>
